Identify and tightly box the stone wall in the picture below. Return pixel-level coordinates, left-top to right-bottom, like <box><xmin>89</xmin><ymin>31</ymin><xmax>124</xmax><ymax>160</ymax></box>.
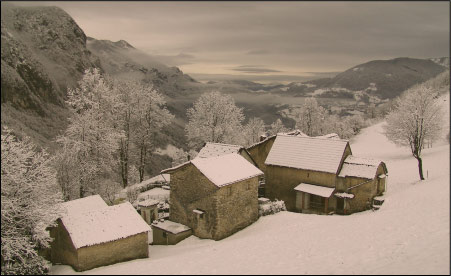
<box><xmin>214</xmin><ymin>177</ymin><xmax>259</xmax><ymax>240</ymax></box>
<box><xmin>49</xmin><ymin>219</ymin><xmax>78</xmax><ymax>268</ymax></box>
<box><xmin>265</xmin><ymin>165</ymin><xmax>337</xmax><ymax>211</ymax></box>
<box><xmin>169</xmin><ymin>163</ymin><xmax>218</xmax><ymax>239</ymax></box>
<box><xmin>76</xmin><ymin>232</ymin><xmax>148</xmax><ymax>271</ymax></box>
<box><xmin>246</xmin><ymin>137</ymin><xmax>276</xmax><ymax>173</ymax></box>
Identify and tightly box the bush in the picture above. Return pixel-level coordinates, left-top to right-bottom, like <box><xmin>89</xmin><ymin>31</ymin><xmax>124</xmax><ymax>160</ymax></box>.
<box><xmin>258</xmin><ymin>199</ymin><xmax>286</xmax><ymax>216</ymax></box>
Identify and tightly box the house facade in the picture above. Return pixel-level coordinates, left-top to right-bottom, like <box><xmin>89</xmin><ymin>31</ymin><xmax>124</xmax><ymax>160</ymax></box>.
<box><xmin>161</xmin><ymin>153</ymin><xmax>263</xmax><ymax>240</ymax></box>
<box><xmin>49</xmin><ymin>196</ymin><xmax>151</xmax><ymax>271</ymax></box>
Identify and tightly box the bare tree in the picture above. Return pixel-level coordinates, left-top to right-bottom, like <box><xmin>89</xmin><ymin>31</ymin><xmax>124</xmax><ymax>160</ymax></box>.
<box><xmin>384</xmin><ymin>84</ymin><xmax>443</xmax><ymax>180</ymax></box>
<box><xmin>185</xmin><ymin>91</ymin><xmax>244</xmax><ymax>149</ymax></box>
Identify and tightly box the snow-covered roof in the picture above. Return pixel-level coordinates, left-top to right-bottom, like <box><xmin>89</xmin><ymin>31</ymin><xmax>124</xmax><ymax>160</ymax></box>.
<box><xmin>338</xmin><ymin>156</ymin><xmax>384</xmax><ymax>179</ymax></box>
<box><xmin>265</xmin><ymin>135</ymin><xmax>349</xmax><ymax>174</ymax></box>
<box><xmin>138</xmin><ymin>187</ymin><xmax>170</xmax><ymax>200</ymax></box>
<box><xmin>279</xmin><ymin>129</ymin><xmax>309</xmax><ymax>137</ymax></box>
<box><xmin>334</xmin><ymin>192</ymin><xmax>355</xmax><ymax>199</ymax></box>
<box><xmin>161</xmin><ymin>161</ymin><xmax>191</xmax><ymax>174</ymax></box>
<box><xmin>139</xmin><ymin>174</ymin><xmax>170</xmax><ymax>186</ymax></box>
<box><xmin>61</xmin><ymin>202</ymin><xmax>151</xmax><ymax>249</ymax></box>
<box><xmin>193</xmin><ymin>209</ymin><xmax>205</xmax><ymax>215</ymax></box>
<box><xmin>294</xmin><ymin>183</ymin><xmax>335</xmax><ymax>198</ymax></box>
<box><xmin>316</xmin><ymin>133</ymin><xmax>340</xmax><ymax>139</ymax></box>
<box><xmin>60</xmin><ymin>195</ymin><xmax>108</xmax><ymax>217</ymax></box>
<box><xmin>192</xmin><ymin>153</ymin><xmax>263</xmax><ymax>187</ymax></box>
<box><xmin>151</xmin><ymin>220</ymin><xmax>191</xmax><ymax>235</ymax></box>
<box><xmin>138</xmin><ymin>199</ymin><xmax>159</xmax><ymax>207</ymax></box>
<box><xmin>196</xmin><ymin>142</ymin><xmax>243</xmax><ymax>158</ymax></box>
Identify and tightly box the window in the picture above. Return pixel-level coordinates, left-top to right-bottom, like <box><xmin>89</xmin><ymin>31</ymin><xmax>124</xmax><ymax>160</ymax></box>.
<box><xmin>228</xmin><ymin>186</ymin><xmax>232</xmax><ymax>196</ymax></box>
<box><xmin>246</xmin><ymin>182</ymin><xmax>250</xmax><ymax>190</ymax></box>
<box><xmin>162</xmin><ymin>231</ymin><xmax>167</xmax><ymax>238</ymax></box>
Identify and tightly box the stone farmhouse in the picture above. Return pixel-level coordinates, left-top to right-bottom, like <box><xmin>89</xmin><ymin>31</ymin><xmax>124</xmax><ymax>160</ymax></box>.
<box><xmin>161</xmin><ymin>153</ymin><xmax>263</xmax><ymax>240</ymax></box>
<box><xmin>248</xmin><ymin>134</ymin><xmax>387</xmax><ymax>214</ymax></box>
<box><xmin>48</xmin><ymin>195</ymin><xmax>150</xmax><ymax>271</ymax></box>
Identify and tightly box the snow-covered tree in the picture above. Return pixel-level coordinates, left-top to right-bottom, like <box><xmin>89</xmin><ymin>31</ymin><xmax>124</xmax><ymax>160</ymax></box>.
<box><xmin>384</xmin><ymin>84</ymin><xmax>443</xmax><ymax>180</ymax></box>
<box><xmin>131</xmin><ymin>86</ymin><xmax>174</xmax><ymax>182</ymax></box>
<box><xmin>269</xmin><ymin>118</ymin><xmax>288</xmax><ymax>135</ymax></box>
<box><xmin>243</xmin><ymin>117</ymin><xmax>266</xmax><ymax>146</ymax></box>
<box><xmin>185</xmin><ymin>91</ymin><xmax>245</xmax><ymax>149</ymax></box>
<box><xmin>294</xmin><ymin>97</ymin><xmax>327</xmax><ymax>136</ymax></box>
<box><xmin>1</xmin><ymin>127</ymin><xmax>63</xmax><ymax>275</ymax></box>
<box><xmin>56</xmin><ymin>68</ymin><xmax>124</xmax><ymax>200</ymax></box>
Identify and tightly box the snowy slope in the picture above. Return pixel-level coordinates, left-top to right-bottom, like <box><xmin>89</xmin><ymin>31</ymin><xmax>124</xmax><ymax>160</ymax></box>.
<box><xmin>51</xmin><ymin>94</ymin><xmax>450</xmax><ymax>275</ymax></box>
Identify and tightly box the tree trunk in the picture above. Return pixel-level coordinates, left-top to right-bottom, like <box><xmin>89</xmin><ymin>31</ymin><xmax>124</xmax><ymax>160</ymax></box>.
<box><xmin>416</xmin><ymin>156</ymin><xmax>425</xmax><ymax>180</ymax></box>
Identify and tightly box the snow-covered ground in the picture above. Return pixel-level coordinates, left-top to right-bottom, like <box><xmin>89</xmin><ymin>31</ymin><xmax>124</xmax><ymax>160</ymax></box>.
<box><xmin>51</xmin><ymin>93</ymin><xmax>450</xmax><ymax>275</ymax></box>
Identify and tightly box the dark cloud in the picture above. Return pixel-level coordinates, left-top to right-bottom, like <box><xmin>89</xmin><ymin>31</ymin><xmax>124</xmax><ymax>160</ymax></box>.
<box><xmin>230</xmin><ymin>65</ymin><xmax>282</xmax><ymax>74</ymax></box>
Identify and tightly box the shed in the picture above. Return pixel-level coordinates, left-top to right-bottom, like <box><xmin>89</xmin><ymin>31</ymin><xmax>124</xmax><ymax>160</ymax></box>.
<box><xmin>161</xmin><ymin>153</ymin><xmax>263</xmax><ymax>240</ymax></box>
<box><xmin>49</xmin><ymin>197</ymin><xmax>151</xmax><ymax>271</ymax></box>
<box><xmin>336</xmin><ymin>156</ymin><xmax>388</xmax><ymax>213</ymax></box>
<box><xmin>151</xmin><ymin>220</ymin><xmax>192</xmax><ymax>245</ymax></box>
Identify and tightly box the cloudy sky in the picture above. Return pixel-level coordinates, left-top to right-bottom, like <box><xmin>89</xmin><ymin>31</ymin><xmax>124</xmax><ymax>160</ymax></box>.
<box><xmin>17</xmin><ymin>1</ymin><xmax>450</xmax><ymax>83</ymax></box>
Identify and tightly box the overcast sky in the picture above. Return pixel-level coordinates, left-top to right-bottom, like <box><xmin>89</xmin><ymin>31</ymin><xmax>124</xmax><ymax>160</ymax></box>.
<box><xmin>15</xmin><ymin>1</ymin><xmax>450</xmax><ymax>83</ymax></box>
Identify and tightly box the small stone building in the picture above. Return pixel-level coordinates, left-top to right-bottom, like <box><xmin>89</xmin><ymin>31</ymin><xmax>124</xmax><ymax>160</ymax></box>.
<box><xmin>335</xmin><ymin>156</ymin><xmax>387</xmax><ymax>214</ymax></box>
<box><xmin>49</xmin><ymin>196</ymin><xmax>151</xmax><ymax>271</ymax></box>
<box><xmin>161</xmin><ymin>153</ymin><xmax>263</xmax><ymax>240</ymax></box>
<box><xmin>138</xmin><ymin>199</ymin><xmax>159</xmax><ymax>224</ymax></box>
<box><xmin>151</xmin><ymin>220</ymin><xmax>192</xmax><ymax>245</ymax></box>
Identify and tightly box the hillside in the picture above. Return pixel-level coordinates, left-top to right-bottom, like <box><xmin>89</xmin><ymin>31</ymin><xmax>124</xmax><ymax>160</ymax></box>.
<box><xmin>1</xmin><ymin>3</ymin><xmax>100</xmax><ymax>150</ymax></box>
<box><xmin>51</xmin><ymin>93</ymin><xmax>450</xmax><ymax>275</ymax></box>
<box><xmin>279</xmin><ymin>57</ymin><xmax>447</xmax><ymax>102</ymax></box>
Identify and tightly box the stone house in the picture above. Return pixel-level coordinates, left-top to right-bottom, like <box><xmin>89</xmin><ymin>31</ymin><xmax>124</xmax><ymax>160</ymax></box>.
<box><xmin>48</xmin><ymin>195</ymin><xmax>151</xmax><ymax>271</ymax></box>
<box><xmin>251</xmin><ymin>134</ymin><xmax>387</xmax><ymax>214</ymax></box>
<box><xmin>161</xmin><ymin>153</ymin><xmax>263</xmax><ymax>240</ymax></box>
<box><xmin>151</xmin><ymin>220</ymin><xmax>192</xmax><ymax>245</ymax></box>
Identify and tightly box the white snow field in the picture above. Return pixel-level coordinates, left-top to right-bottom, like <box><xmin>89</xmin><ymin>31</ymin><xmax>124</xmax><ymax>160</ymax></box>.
<box><xmin>51</xmin><ymin>93</ymin><xmax>450</xmax><ymax>275</ymax></box>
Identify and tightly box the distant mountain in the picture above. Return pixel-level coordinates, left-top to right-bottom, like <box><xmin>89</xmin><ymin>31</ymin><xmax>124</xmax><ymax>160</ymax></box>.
<box><xmin>86</xmin><ymin>37</ymin><xmax>199</xmax><ymax>98</ymax></box>
<box><xmin>278</xmin><ymin>57</ymin><xmax>447</xmax><ymax>102</ymax></box>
